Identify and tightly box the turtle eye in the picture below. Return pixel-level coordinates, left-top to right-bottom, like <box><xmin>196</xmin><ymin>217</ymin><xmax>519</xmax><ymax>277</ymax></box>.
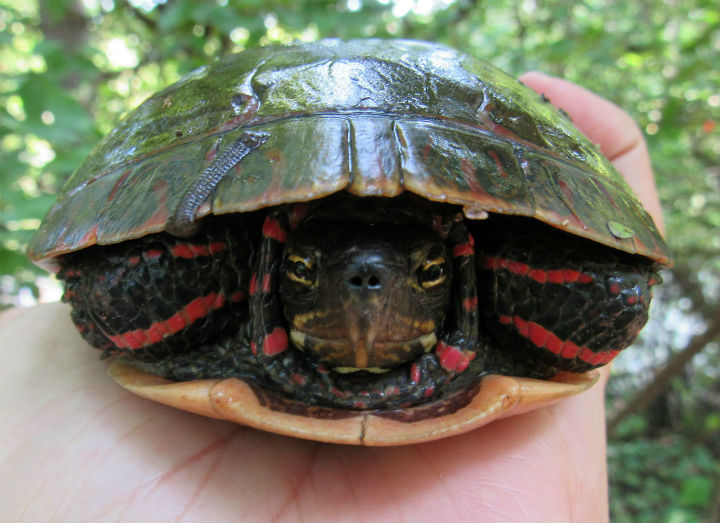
<box><xmin>286</xmin><ymin>254</ymin><xmax>315</xmax><ymax>286</ymax></box>
<box><xmin>418</xmin><ymin>257</ymin><xmax>447</xmax><ymax>289</ymax></box>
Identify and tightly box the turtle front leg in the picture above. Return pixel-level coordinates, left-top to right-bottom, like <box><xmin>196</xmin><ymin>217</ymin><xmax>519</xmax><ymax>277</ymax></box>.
<box><xmin>247</xmin><ymin>210</ymin><xmax>292</xmax><ymax>359</ymax></box>
<box><xmin>432</xmin><ymin>219</ymin><xmax>481</xmax><ymax>375</ymax></box>
<box><xmin>127</xmin><ymin>209</ymin><xmax>300</xmax><ymax>381</ymax></box>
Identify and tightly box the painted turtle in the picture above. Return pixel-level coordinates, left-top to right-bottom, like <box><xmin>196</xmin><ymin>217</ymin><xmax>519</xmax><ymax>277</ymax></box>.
<box><xmin>29</xmin><ymin>39</ymin><xmax>671</xmax><ymax>445</ymax></box>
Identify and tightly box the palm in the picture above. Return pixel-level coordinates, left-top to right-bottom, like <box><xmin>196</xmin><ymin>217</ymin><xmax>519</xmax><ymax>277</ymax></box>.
<box><xmin>1</xmin><ymin>303</ymin><xmax>606</xmax><ymax>521</ymax></box>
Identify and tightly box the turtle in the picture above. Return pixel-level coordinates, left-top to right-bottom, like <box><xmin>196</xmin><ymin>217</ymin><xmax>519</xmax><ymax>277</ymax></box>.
<box><xmin>28</xmin><ymin>39</ymin><xmax>671</xmax><ymax>445</ymax></box>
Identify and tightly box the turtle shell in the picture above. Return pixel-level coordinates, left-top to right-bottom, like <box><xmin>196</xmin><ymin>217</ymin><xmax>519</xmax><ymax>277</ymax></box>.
<box><xmin>28</xmin><ymin>39</ymin><xmax>671</xmax><ymax>268</ymax></box>
<box><xmin>28</xmin><ymin>39</ymin><xmax>671</xmax><ymax>445</ymax></box>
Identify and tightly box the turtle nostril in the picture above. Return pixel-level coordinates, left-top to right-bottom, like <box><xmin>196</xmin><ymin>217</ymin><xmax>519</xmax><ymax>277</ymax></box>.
<box><xmin>347</xmin><ymin>273</ymin><xmax>382</xmax><ymax>290</ymax></box>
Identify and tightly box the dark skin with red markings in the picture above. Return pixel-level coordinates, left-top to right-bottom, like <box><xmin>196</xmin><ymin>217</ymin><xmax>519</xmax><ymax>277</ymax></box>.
<box><xmin>79</xmin><ymin>198</ymin><xmax>482</xmax><ymax>410</ymax></box>
<box><xmin>0</xmin><ymin>76</ymin><xmax>661</xmax><ymax>521</ymax></box>
<box><xmin>54</xmin><ymin>192</ymin><xmax>654</xmax><ymax>411</ymax></box>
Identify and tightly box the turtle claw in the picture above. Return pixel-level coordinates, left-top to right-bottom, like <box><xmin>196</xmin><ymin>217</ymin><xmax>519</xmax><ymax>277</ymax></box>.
<box><xmin>108</xmin><ymin>360</ymin><xmax>598</xmax><ymax>445</ymax></box>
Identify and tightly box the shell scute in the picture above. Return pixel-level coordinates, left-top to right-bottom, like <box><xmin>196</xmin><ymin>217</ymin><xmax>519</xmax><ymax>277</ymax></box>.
<box><xmin>213</xmin><ymin>117</ymin><xmax>352</xmax><ymax>213</ymax></box>
<box><xmin>398</xmin><ymin>120</ymin><xmax>532</xmax><ymax>214</ymax></box>
<box><xmin>348</xmin><ymin>117</ymin><xmax>403</xmax><ymax>196</ymax></box>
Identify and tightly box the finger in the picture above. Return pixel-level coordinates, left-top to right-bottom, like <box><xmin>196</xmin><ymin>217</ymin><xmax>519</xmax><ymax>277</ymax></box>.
<box><xmin>519</xmin><ymin>72</ymin><xmax>665</xmax><ymax>234</ymax></box>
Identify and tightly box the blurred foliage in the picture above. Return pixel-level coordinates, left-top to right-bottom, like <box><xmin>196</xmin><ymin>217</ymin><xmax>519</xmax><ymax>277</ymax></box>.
<box><xmin>608</xmin><ymin>431</ymin><xmax>718</xmax><ymax>522</ymax></box>
<box><xmin>1</xmin><ymin>0</ymin><xmax>719</xmax><ymax>520</ymax></box>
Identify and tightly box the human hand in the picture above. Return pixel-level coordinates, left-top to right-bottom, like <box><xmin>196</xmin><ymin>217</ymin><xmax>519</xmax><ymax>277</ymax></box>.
<box><xmin>0</xmin><ymin>74</ymin><xmax>662</xmax><ymax>522</ymax></box>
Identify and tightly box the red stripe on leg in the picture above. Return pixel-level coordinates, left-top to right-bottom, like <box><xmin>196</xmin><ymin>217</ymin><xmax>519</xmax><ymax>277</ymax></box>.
<box><xmin>146</xmin><ymin>322</ymin><xmax>168</xmax><ymax>344</ymax></box>
<box><xmin>528</xmin><ymin>322</ymin><xmax>548</xmax><ymax>348</ymax></box>
<box><xmin>528</xmin><ymin>268</ymin><xmax>546</xmax><ymax>283</ymax></box>
<box><xmin>579</xmin><ymin>347</ymin><xmax>599</xmax><ymax>365</ymax></box>
<box><xmin>546</xmin><ymin>331</ymin><xmax>563</xmax><ymax>355</ymax></box>
<box><xmin>165</xmin><ymin>314</ymin><xmax>187</xmax><ymax>334</ymax></box>
<box><xmin>462</xmin><ymin>296</ymin><xmax>478</xmax><ymax>311</ymax></box>
<box><xmin>263</xmin><ymin>327</ymin><xmax>288</xmax><ymax>355</ymax></box>
<box><xmin>502</xmin><ymin>314</ymin><xmax>619</xmax><ymax>367</ymax></box>
<box><xmin>484</xmin><ymin>255</ymin><xmax>594</xmax><ymax>283</ymax></box>
<box><xmin>262</xmin><ymin>217</ymin><xmax>287</xmax><ymax>243</ymax></box>
<box><xmin>578</xmin><ymin>273</ymin><xmax>594</xmax><ymax>284</ymax></box>
<box><xmin>170</xmin><ymin>244</ymin><xmax>194</xmax><ymax>258</ymax></box>
<box><xmin>547</xmin><ymin>270</ymin><xmax>564</xmax><ymax>284</ymax></box>
<box><xmin>410</xmin><ymin>363</ymin><xmax>421</xmax><ymax>384</ymax></box>
<box><xmin>452</xmin><ymin>244</ymin><xmax>474</xmax><ymax>258</ymax></box>
<box><xmin>185</xmin><ymin>293</ymin><xmax>218</xmax><ymax>322</ymax></box>
<box><xmin>512</xmin><ymin>316</ymin><xmax>530</xmax><ymax>338</ymax></box>
<box><xmin>288</xmin><ymin>203</ymin><xmax>308</xmax><ymax>229</ymax></box>
<box><xmin>510</xmin><ymin>261</ymin><xmax>529</xmax><ymax>276</ymax></box>
<box><xmin>435</xmin><ymin>341</ymin><xmax>471</xmax><ymax>372</ymax></box>
<box><xmin>262</xmin><ymin>273</ymin><xmax>272</xmax><ymax>293</ymax></box>
<box><xmin>436</xmin><ymin>341</ymin><xmax>459</xmax><ymax>370</ymax></box>
<box><xmin>209</xmin><ymin>241</ymin><xmax>227</xmax><ymax>254</ymax></box>
<box><xmin>562</xmin><ymin>269</ymin><xmax>582</xmax><ymax>282</ymax></box>
<box><xmin>171</xmin><ymin>242</ymin><xmax>228</xmax><ymax>259</ymax></box>
<box><xmin>560</xmin><ymin>340</ymin><xmax>579</xmax><ymax>359</ymax></box>
<box><xmin>106</xmin><ymin>292</ymin><xmax>226</xmax><ymax>350</ymax></box>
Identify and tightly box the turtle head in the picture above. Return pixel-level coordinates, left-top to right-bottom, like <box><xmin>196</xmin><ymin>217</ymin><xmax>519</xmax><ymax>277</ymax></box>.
<box><xmin>279</xmin><ymin>207</ymin><xmax>451</xmax><ymax>373</ymax></box>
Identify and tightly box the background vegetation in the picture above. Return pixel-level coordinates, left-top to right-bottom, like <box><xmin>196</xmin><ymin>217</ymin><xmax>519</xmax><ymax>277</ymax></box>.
<box><xmin>1</xmin><ymin>1</ymin><xmax>718</xmax><ymax>520</ymax></box>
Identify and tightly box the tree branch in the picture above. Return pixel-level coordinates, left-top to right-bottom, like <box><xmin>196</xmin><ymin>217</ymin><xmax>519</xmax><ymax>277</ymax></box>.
<box><xmin>607</xmin><ymin>309</ymin><xmax>720</xmax><ymax>435</ymax></box>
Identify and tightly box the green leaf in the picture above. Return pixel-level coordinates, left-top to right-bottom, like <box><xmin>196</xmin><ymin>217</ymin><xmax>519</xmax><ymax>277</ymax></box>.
<box><xmin>679</xmin><ymin>476</ymin><xmax>714</xmax><ymax>507</ymax></box>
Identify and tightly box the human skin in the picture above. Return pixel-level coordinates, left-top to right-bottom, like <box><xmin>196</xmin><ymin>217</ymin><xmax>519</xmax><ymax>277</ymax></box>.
<box><xmin>0</xmin><ymin>73</ymin><xmax>663</xmax><ymax>522</ymax></box>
